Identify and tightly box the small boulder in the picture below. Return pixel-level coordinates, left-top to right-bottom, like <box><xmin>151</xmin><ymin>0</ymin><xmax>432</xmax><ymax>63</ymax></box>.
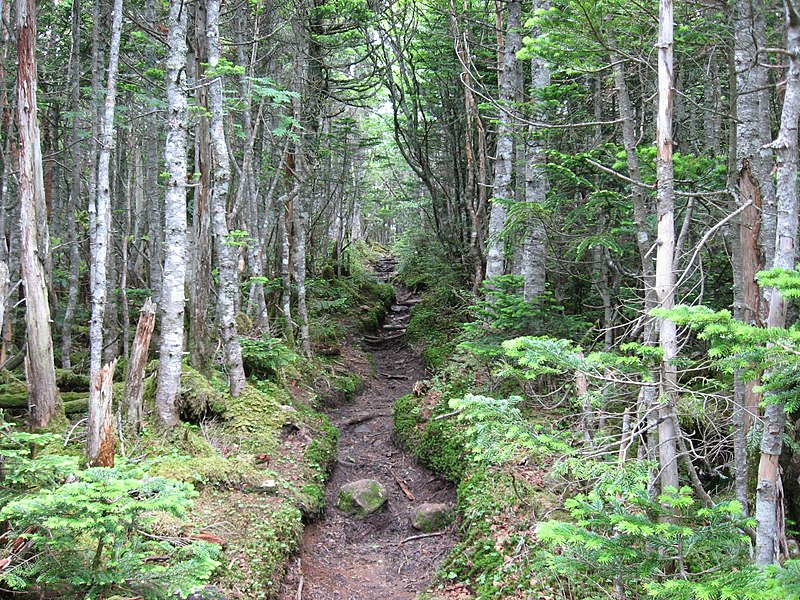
<box><xmin>184</xmin><ymin>585</ymin><xmax>227</xmax><ymax>600</ymax></box>
<box><xmin>411</xmin><ymin>503</ymin><xmax>454</xmax><ymax>532</ymax></box>
<box><xmin>337</xmin><ymin>479</ymin><xmax>387</xmax><ymax>517</ymax></box>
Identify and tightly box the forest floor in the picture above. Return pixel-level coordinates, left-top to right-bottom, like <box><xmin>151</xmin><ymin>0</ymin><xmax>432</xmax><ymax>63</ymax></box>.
<box><xmin>280</xmin><ymin>258</ymin><xmax>459</xmax><ymax>600</ymax></box>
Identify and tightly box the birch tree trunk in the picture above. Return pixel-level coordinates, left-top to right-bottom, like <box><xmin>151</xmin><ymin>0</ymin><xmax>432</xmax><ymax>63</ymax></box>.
<box><xmin>155</xmin><ymin>0</ymin><xmax>190</xmax><ymax>428</ymax></box>
<box><xmin>654</xmin><ymin>0</ymin><xmax>680</xmax><ymax>493</ymax></box>
<box><xmin>484</xmin><ymin>0</ymin><xmax>522</xmax><ymax>280</ymax></box>
<box><xmin>522</xmin><ymin>31</ymin><xmax>550</xmax><ymax>301</ymax></box>
<box><xmin>17</xmin><ymin>0</ymin><xmax>59</xmax><ymax>429</ymax></box>
<box><xmin>755</xmin><ymin>0</ymin><xmax>800</xmax><ymax>565</ymax></box>
<box><xmin>89</xmin><ymin>0</ymin><xmax>124</xmax><ymax>430</ymax></box>
<box><xmin>207</xmin><ymin>0</ymin><xmax>246</xmax><ymax>395</ymax></box>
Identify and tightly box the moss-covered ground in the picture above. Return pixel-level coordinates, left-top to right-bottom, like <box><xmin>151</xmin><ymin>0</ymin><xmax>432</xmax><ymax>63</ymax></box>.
<box><xmin>393</xmin><ymin>381</ymin><xmax>563</xmax><ymax>599</ymax></box>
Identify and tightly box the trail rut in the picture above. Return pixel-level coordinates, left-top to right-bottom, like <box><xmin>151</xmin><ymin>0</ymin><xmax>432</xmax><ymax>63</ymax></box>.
<box><xmin>281</xmin><ymin>258</ymin><xmax>458</xmax><ymax>600</ymax></box>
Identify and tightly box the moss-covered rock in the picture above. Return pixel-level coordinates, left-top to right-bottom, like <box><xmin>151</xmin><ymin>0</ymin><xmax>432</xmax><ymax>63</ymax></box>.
<box><xmin>411</xmin><ymin>503</ymin><xmax>454</xmax><ymax>532</ymax></box>
<box><xmin>180</xmin><ymin>365</ymin><xmax>227</xmax><ymax>421</ymax></box>
<box><xmin>336</xmin><ymin>479</ymin><xmax>387</xmax><ymax>517</ymax></box>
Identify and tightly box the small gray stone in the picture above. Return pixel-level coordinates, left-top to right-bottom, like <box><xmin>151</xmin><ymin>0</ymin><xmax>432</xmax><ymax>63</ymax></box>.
<box><xmin>183</xmin><ymin>585</ymin><xmax>227</xmax><ymax>600</ymax></box>
<box><xmin>337</xmin><ymin>479</ymin><xmax>388</xmax><ymax>517</ymax></box>
<box><xmin>411</xmin><ymin>503</ymin><xmax>454</xmax><ymax>532</ymax></box>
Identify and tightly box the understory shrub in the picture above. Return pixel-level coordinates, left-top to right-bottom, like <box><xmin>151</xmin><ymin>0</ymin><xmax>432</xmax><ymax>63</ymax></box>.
<box><xmin>0</xmin><ymin>463</ymin><xmax>220</xmax><ymax>599</ymax></box>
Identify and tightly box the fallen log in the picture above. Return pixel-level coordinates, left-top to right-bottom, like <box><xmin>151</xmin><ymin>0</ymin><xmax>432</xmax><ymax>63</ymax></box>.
<box><xmin>378</xmin><ymin>373</ymin><xmax>409</xmax><ymax>380</ymax></box>
<box><xmin>0</xmin><ymin>394</ymin><xmax>89</xmax><ymax>415</ymax></box>
<box><xmin>363</xmin><ymin>331</ymin><xmax>406</xmax><ymax>344</ymax></box>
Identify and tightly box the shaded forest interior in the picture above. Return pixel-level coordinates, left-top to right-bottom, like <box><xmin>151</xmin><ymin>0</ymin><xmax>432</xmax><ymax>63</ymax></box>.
<box><xmin>2</xmin><ymin>0</ymin><xmax>800</xmax><ymax>597</ymax></box>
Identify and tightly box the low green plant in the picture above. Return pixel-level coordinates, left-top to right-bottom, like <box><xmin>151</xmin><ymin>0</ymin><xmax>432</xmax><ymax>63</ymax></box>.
<box><xmin>461</xmin><ymin>276</ymin><xmax>593</xmax><ymax>359</ymax></box>
<box><xmin>536</xmin><ymin>483</ymin><xmax>783</xmax><ymax>599</ymax></box>
<box><xmin>0</xmin><ymin>464</ymin><xmax>220</xmax><ymax>599</ymax></box>
<box><xmin>240</xmin><ymin>337</ymin><xmax>298</xmax><ymax>382</ymax></box>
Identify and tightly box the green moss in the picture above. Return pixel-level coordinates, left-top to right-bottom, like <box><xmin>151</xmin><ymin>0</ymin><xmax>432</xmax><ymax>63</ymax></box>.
<box><xmin>209</xmin><ymin>495</ymin><xmax>304</xmax><ymax>599</ymax></box>
<box><xmin>145</xmin><ymin>427</ymin><xmax>262</xmax><ymax>488</ymax></box>
<box><xmin>181</xmin><ymin>365</ymin><xmax>227</xmax><ymax>420</ymax></box>
<box><xmin>393</xmin><ymin>394</ymin><xmax>424</xmax><ymax>449</ymax></box>
<box><xmin>56</xmin><ymin>369</ymin><xmax>89</xmax><ymax>392</ymax></box>
<box><xmin>0</xmin><ymin>370</ymin><xmax>28</xmax><ymax>394</ymax></box>
<box><xmin>298</xmin><ymin>416</ymin><xmax>338</xmax><ymax>516</ymax></box>
<box><xmin>223</xmin><ymin>383</ymin><xmax>291</xmax><ymax>454</ymax></box>
<box><xmin>332</xmin><ymin>372</ymin><xmax>363</xmax><ymax>400</ymax></box>
<box><xmin>393</xmin><ymin>393</ymin><xmax>467</xmax><ymax>483</ymax></box>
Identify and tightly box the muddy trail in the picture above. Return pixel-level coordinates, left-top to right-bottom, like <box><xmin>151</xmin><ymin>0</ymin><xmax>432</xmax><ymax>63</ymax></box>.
<box><xmin>281</xmin><ymin>257</ymin><xmax>458</xmax><ymax>600</ymax></box>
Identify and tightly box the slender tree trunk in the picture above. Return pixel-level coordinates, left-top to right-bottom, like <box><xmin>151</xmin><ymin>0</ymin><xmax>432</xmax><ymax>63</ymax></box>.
<box><xmin>17</xmin><ymin>0</ymin><xmax>59</xmax><ymax>429</ymax></box>
<box><xmin>522</xmin><ymin>41</ymin><xmax>550</xmax><ymax>301</ymax></box>
<box><xmin>655</xmin><ymin>0</ymin><xmax>680</xmax><ymax>493</ymax></box>
<box><xmin>90</xmin><ymin>0</ymin><xmax>124</xmax><ymax>439</ymax></box>
<box><xmin>189</xmin><ymin>0</ymin><xmax>213</xmax><ymax>373</ymax></box>
<box><xmin>280</xmin><ymin>190</ymin><xmax>295</xmax><ymax>346</ymax></box>
<box><xmin>155</xmin><ymin>0</ymin><xmax>190</xmax><ymax>428</ymax></box>
<box><xmin>484</xmin><ymin>0</ymin><xmax>522</xmax><ymax>280</ymax></box>
<box><xmin>755</xmin><ymin>0</ymin><xmax>800</xmax><ymax>565</ymax></box>
<box><xmin>61</xmin><ymin>0</ymin><xmax>82</xmax><ymax>370</ymax></box>
<box><xmin>732</xmin><ymin>0</ymin><xmax>772</xmax><ymax>516</ymax></box>
<box><xmin>207</xmin><ymin>0</ymin><xmax>246</xmax><ymax>395</ymax></box>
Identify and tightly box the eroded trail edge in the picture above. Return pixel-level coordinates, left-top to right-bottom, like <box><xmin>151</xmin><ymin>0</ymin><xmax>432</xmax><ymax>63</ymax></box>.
<box><xmin>281</xmin><ymin>258</ymin><xmax>458</xmax><ymax>600</ymax></box>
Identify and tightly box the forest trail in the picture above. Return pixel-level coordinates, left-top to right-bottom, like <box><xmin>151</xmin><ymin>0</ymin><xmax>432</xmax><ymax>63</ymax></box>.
<box><xmin>280</xmin><ymin>257</ymin><xmax>458</xmax><ymax>600</ymax></box>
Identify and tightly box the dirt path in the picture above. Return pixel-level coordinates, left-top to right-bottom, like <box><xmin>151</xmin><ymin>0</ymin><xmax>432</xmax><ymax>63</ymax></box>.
<box><xmin>281</xmin><ymin>258</ymin><xmax>458</xmax><ymax>600</ymax></box>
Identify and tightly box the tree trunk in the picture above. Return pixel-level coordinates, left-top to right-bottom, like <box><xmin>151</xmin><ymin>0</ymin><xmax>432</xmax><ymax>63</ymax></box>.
<box><xmin>522</xmin><ymin>43</ymin><xmax>550</xmax><ymax>301</ymax></box>
<box><xmin>207</xmin><ymin>0</ymin><xmax>246</xmax><ymax>395</ymax></box>
<box><xmin>731</xmin><ymin>0</ymin><xmax>773</xmax><ymax>516</ymax></box>
<box><xmin>124</xmin><ymin>298</ymin><xmax>156</xmax><ymax>433</ymax></box>
<box><xmin>155</xmin><ymin>0</ymin><xmax>190</xmax><ymax>428</ymax></box>
<box><xmin>17</xmin><ymin>0</ymin><xmax>59</xmax><ymax>430</ymax></box>
<box><xmin>90</xmin><ymin>0</ymin><xmax>124</xmax><ymax>424</ymax></box>
<box><xmin>86</xmin><ymin>359</ymin><xmax>117</xmax><ymax>467</ymax></box>
<box><xmin>189</xmin><ymin>0</ymin><xmax>213</xmax><ymax>373</ymax></box>
<box><xmin>484</xmin><ymin>0</ymin><xmax>522</xmax><ymax>281</ymax></box>
<box><xmin>655</xmin><ymin>0</ymin><xmax>680</xmax><ymax>493</ymax></box>
<box><xmin>60</xmin><ymin>0</ymin><xmax>82</xmax><ymax>371</ymax></box>
<box><xmin>755</xmin><ymin>0</ymin><xmax>800</xmax><ymax>565</ymax></box>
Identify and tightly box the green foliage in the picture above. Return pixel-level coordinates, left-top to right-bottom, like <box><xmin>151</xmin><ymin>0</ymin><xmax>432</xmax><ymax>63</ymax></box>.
<box><xmin>0</xmin><ymin>422</ymin><xmax>78</xmax><ymax>502</ymax></box>
<box><xmin>536</xmin><ymin>482</ymin><xmax>791</xmax><ymax>599</ymax></box>
<box><xmin>658</xmin><ymin>293</ymin><xmax>800</xmax><ymax>411</ymax></box>
<box><xmin>240</xmin><ymin>337</ymin><xmax>299</xmax><ymax>382</ymax></box>
<box><xmin>393</xmin><ymin>229</ymin><xmax>465</xmax><ymax>291</ymax></box>
<box><xmin>461</xmin><ymin>276</ymin><xmax>592</xmax><ymax>359</ymax></box>
<box><xmin>406</xmin><ymin>284</ymin><xmax>470</xmax><ymax>368</ymax></box>
<box><xmin>449</xmin><ymin>394</ymin><xmax>571</xmax><ymax>465</ymax></box>
<box><xmin>0</xmin><ymin>464</ymin><xmax>220</xmax><ymax>599</ymax></box>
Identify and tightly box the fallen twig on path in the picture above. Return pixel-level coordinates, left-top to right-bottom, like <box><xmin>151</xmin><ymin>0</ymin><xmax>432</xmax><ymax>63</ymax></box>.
<box><xmin>432</xmin><ymin>409</ymin><xmax>462</xmax><ymax>421</ymax></box>
<box><xmin>399</xmin><ymin>531</ymin><xmax>446</xmax><ymax>545</ymax></box>
<box><xmin>391</xmin><ymin>470</ymin><xmax>416</xmax><ymax>501</ymax></box>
